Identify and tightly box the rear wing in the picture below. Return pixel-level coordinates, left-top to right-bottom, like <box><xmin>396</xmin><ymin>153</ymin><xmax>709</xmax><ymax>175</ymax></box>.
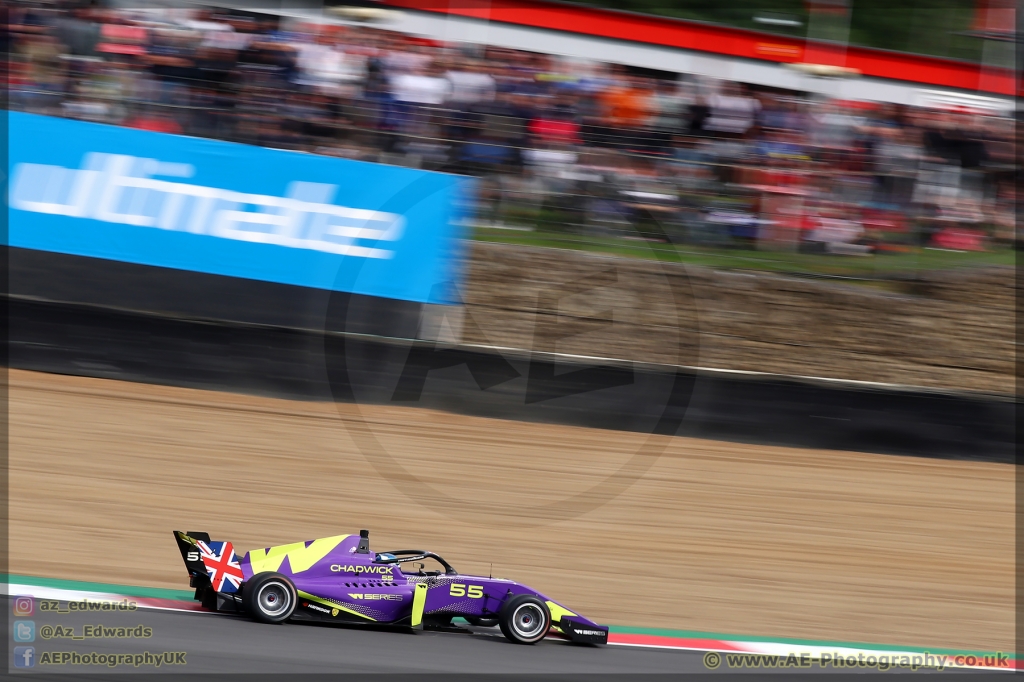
<box><xmin>172</xmin><ymin>530</ymin><xmax>245</xmax><ymax>613</ymax></box>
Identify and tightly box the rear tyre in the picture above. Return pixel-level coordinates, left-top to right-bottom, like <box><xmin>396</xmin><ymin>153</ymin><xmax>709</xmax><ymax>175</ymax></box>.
<box><xmin>498</xmin><ymin>595</ymin><xmax>550</xmax><ymax>644</ymax></box>
<box><xmin>242</xmin><ymin>572</ymin><xmax>296</xmax><ymax>624</ymax></box>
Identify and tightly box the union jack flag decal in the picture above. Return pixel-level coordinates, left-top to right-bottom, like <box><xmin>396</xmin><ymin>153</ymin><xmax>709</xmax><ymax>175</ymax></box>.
<box><xmin>197</xmin><ymin>540</ymin><xmax>244</xmax><ymax>593</ymax></box>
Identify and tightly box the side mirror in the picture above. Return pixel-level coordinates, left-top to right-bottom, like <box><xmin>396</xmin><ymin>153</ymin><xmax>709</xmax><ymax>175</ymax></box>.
<box><xmin>356</xmin><ymin>529</ymin><xmax>370</xmax><ymax>554</ymax></box>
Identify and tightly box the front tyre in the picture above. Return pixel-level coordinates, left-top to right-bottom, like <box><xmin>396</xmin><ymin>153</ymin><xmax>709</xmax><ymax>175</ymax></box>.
<box><xmin>498</xmin><ymin>595</ymin><xmax>550</xmax><ymax>644</ymax></box>
<box><xmin>242</xmin><ymin>572</ymin><xmax>296</xmax><ymax>624</ymax></box>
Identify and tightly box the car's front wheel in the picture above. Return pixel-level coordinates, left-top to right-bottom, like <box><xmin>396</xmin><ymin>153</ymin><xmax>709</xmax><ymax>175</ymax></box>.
<box><xmin>242</xmin><ymin>572</ymin><xmax>296</xmax><ymax>624</ymax></box>
<box><xmin>498</xmin><ymin>595</ymin><xmax>550</xmax><ymax>644</ymax></box>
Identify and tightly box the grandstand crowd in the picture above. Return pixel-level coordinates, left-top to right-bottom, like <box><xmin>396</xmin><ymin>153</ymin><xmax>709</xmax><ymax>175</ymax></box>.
<box><xmin>7</xmin><ymin>1</ymin><xmax>1017</xmax><ymax>252</ymax></box>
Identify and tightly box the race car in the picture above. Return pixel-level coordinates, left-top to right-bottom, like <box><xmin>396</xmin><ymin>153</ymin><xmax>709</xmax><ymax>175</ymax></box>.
<box><xmin>173</xmin><ymin>529</ymin><xmax>608</xmax><ymax>645</ymax></box>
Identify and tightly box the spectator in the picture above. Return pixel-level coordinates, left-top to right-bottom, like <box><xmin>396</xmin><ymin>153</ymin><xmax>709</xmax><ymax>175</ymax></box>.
<box><xmin>125</xmin><ymin>107</ymin><xmax>183</xmax><ymax>134</ymax></box>
<box><xmin>873</xmin><ymin>127</ymin><xmax>921</xmax><ymax>208</ymax></box>
<box><xmin>292</xmin><ymin>31</ymin><xmax>342</xmax><ymax>91</ymax></box>
<box><xmin>704</xmin><ymin>82</ymin><xmax>761</xmax><ymax>138</ymax></box>
<box><xmin>650</xmin><ymin>78</ymin><xmax>688</xmax><ymax>145</ymax></box>
<box><xmin>445</xmin><ymin>58</ymin><xmax>496</xmax><ymax>107</ymax></box>
<box><xmin>144</xmin><ymin>28</ymin><xmax>198</xmax><ymax>107</ymax></box>
<box><xmin>600</xmin><ymin>73</ymin><xmax>653</xmax><ymax>130</ymax></box>
<box><xmin>528</xmin><ymin>98</ymin><xmax>581</xmax><ymax>146</ymax></box>
<box><xmin>53</xmin><ymin>5</ymin><xmax>100</xmax><ymax>58</ymax></box>
<box><xmin>390</xmin><ymin>61</ymin><xmax>450</xmax><ymax>139</ymax></box>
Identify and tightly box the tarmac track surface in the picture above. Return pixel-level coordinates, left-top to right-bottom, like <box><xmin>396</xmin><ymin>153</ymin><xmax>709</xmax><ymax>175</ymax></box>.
<box><xmin>10</xmin><ymin>596</ymin><xmax>978</xmax><ymax>678</ymax></box>
<box><xmin>6</xmin><ymin>597</ymin><xmax>709</xmax><ymax>676</ymax></box>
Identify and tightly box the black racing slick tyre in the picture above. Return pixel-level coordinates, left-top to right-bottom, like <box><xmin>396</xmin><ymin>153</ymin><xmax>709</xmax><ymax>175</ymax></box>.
<box><xmin>465</xmin><ymin>616</ymin><xmax>499</xmax><ymax>628</ymax></box>
<box><xmin>243</xmin><ymin>572</ymin><xmax>296</xmax><ymax>624</ymax></box>
<box><xmin>498</xmin><ymin>595</ymin><xmax>551</xmax><ymax>644</ymax></box>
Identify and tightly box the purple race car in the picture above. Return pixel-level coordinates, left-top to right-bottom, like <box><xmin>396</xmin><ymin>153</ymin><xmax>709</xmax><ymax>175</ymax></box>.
<box><xmin>173</xmin><ymin>530</ymin><xmax>608</xmax><ymax>645</ymax></box>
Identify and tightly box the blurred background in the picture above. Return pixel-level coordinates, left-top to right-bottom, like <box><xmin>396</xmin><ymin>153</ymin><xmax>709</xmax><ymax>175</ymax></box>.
<box><xmin>6</xmin><ymin>0</ymin><xmax>1018</xmax><ymax>411</ymax></box>
<box><xmin>4</xmin><ymin>0</ymin><xmax>1017</xmax><ymax>665</ymax></box>
<box><xmin>7</xmin><ymin>0</ymin><xmax>1018</xmax><ymax>268</ymax></box>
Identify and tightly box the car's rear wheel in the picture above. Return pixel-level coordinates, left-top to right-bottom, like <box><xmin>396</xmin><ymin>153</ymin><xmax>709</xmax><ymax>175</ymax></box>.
<box><xmin>498</xmin><ymin>595</ymin><xmax>550</xmax><ymax>644</ymax></box>
<box><xmin>243</xmin><ymin>572</ymin><xmax>296</xmax><ymax>624</ymax></box>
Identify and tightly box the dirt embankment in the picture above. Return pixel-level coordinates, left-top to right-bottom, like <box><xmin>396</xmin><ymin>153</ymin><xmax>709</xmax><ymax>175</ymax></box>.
<box><xmin>10</xmin><ymin>369</ymin><xmax>1012</xmax><ymax>652</ymax></box>
<box><xmin>460</xmin><ymin>243</ymin><xmax>1013</xmax><ymax>394</ymax></box>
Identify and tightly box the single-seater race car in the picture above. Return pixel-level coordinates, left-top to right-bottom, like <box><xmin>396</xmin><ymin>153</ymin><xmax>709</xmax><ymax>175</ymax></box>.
<box><xmin>173</xmin><ymin>530</ymin><xmax>608</xmax><ymax>645</ymax></box>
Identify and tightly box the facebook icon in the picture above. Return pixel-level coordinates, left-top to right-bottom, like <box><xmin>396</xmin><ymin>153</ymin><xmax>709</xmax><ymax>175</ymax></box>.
<box><xmin>14</xmin><ymin>646</ymin><xmax>35</xmax><ymax>668</ymax></box>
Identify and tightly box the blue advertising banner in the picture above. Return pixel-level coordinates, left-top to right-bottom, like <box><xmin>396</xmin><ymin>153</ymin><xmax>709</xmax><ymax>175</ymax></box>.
<box><xmin>8</xmin><ymin>112</ymin><xmax>471</xmax><ymax>304</ymax></box>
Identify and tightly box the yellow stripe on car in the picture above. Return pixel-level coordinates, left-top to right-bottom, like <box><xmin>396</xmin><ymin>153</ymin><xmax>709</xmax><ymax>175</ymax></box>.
<box><xmin>176</xmin><ymin>531</ymin><xmax>197</xmax><ymax>545</ymax></box>
<box><xmin>410</xmin><ymin>583</ymin><xmax>428</xmax><ymax>629</ymax></box>
<box><xmin>545</xmin><ymin>601</ymin><xmax>577</xmax><ymax>625</ymax></box>
<box><xmin>296</xmin><ymin>590</ymin><xmax>376</xmax><ymax>621</ymax></box>
<box><xmin>248</xmin><ymin>535</ymin><xmax>350</xmax><ymax>574</ymax></box>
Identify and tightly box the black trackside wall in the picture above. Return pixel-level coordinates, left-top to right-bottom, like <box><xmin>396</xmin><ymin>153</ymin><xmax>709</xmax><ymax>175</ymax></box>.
<box><xmin>10</xmin><ymin>247</ymin><xmax>424</xmax><ymax>338</ymax></box>
<box><xmin>7</xmin><ymin>247</ymin><xmax>1013</xmax><ymax>464</ymax></box>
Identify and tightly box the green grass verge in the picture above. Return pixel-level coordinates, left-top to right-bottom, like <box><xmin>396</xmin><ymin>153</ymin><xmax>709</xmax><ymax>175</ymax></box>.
<box><xmin>472</xmin><ymin>227</ymin><xmax>1014</xmax><ymax>280</ymax></box>
<box><xmin>6</xmin><ymin>573</ymin><xmax>194</xmax><ymax>602</ymax></box>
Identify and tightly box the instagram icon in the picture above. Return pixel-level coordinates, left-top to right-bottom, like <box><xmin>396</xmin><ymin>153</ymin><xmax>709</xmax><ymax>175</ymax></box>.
<box><xmin>13</xmin><ymin>596</ymin><xmax>34</xmax><ymax>617</ymax></box>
